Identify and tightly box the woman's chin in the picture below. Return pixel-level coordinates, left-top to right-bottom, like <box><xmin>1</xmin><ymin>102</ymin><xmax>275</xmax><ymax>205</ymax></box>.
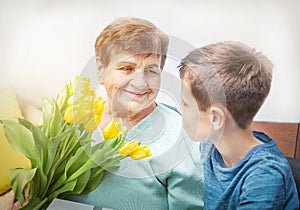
<box><xmin>128</xmin><ymin>101</ymin><xmax>154</xmax><ymax>113</ymax></box>
<box><xmin>128</xmin><ymin>102</ymin><xmax>146</xmax><ymax>111</ymax></box>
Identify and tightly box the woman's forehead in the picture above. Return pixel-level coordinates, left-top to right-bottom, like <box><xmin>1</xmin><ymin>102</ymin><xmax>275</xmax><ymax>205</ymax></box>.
<box><xmin>111</xmin><ymin>53</ymin><xmax>161</xmax><ymax>65</ymax></box>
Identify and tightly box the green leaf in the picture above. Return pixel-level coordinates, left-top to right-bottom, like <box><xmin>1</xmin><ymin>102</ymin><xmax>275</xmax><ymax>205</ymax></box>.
<box><xmin>20</xmin><ymin>197</ymin><xmax>48</xmax><ymax>210</ymax></box>
<box><xmin>69</xmin><ymin>169</ymin><xmax>91</xmax><ymax>194</ymax></box>
<box><xmin>101</xmin><ymin>155</ymin><xmax>124</xmax><ymax>171</ymax></box>
<box><xmin>41</xmin><ymin>96</ymin><xmax>53</xmax><ymax>134</ymax></box>
<box><xmin>32</xmin><ymin>126</ymin><xmax>49</xmax><ymax>171</ymax></box>
<box><xmin>91</xmin><ymin>138</ymin><xmax>117</xmax><ymax>161</ymax></box>
<box><xmin>53</xmin><ymin>132</ymin><xmax>80</xmax><ymax>178</ymax></box>
<box><xmin>28</xmin><ymin>171</ymin><xmax>38</xmax><ymax>200</ymax></box>
<box><xmin>32</xmin><ymin>126</ymin><xmax>48</xmax><ymax>152</ymax></box>
<box><xmin>90</xmin><ymin>137</ymin><xmax>123</xmax><ymax>166</ymax></box>
<box><xmin>36</xmin><ymin>169</ymin><xmax>48</xmax><ymax>198</ymax></box>
<box><xmin>47</xmin><ymin>172</ymin><xmax>67</xmax><ymax>195</ymax></box>
<box><xmin>48</xmin><ymin>139</ymin><xmax>88</xmax><ymax>193</ymax></box>
<box><xmin>48</xmin><ymin>179</ymin><xmax>77</xmax><ymax>201</ymax></box>
<box><xmin>2</xmin><ymin>120</ymin><xmax>39</xmax><ymax>164</ymax></box>
<box><xmin>59</xmin><ymin>130</ymin><xmax>80</xmax><ymax>160</ymax></box>
<box><xmin>53</xmin><ymin>158</ymin><xmax>69</xmax><ymax>182</ymax></box>
<box><xmin>65</xmin><ymin>144</ymin><xmax>92</xmax><ymax>178</ymax></box>
<box><xmin>49</xmin><ymin>100</ymin><xmax>62</xmax><ymax>138</ymax></box>
<box><xmin>18</xmin><ymin>118</ymin><xmax>34</xmax><ymax>130</ymax></box>
<box><xmin>45</xmin><ymin>129</ymin><xmax>71</xmax><ymax>174</ymax></box>
<box><xmin>115</xmin><ymin>135</ymin><xmax>127</xmax><ymax>151</ymax></box>
<box><xmin>66</xmin><ymin>137</ymin><xmax>124</xmax><ymax>183</ymax></box>
<box><xmin>27</xmin><ymin>169</ymin><xmax>48</xmax><ymax>205</ymax></box>
<box><xmin>10</xmin><ymin>168</ymin><xmax>37</xmax><ymax>203</ymax></box>
<box><xmin>81</xmin><ymin>167</ymin><xmax>104</xmax><ymax>194</ymax></box>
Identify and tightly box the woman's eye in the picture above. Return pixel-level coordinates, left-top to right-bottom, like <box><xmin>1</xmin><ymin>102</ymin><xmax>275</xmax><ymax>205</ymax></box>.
<box><xmin>146</xmin><ymin>69</ymin><xmax>159</xmax><ymax>74</ymax></box>
<box><xmin>118</xmin><ymin>66</ymin><xmax>134</xmax><ymax>71</ymax></box>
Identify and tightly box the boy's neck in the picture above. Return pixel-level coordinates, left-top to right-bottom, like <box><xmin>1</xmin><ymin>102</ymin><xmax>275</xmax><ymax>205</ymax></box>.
<box><xmin>214</xmin><ymin>126</ymin><xmax>263</xmax><ymax>168</ymax></box>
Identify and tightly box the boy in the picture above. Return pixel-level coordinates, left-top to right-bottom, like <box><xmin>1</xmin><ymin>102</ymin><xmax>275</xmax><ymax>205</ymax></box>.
<box><xmin>179</xmin><ymin>41</ymin><xmax>299</xmax><ymax>209</ymax></box>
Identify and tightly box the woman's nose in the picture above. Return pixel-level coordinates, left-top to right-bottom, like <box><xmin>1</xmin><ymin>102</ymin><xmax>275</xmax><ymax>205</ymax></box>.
<box><xmin>130</xmin><ymin>71</ymin><xmax>148</xmax><ymax>89</ymax></box>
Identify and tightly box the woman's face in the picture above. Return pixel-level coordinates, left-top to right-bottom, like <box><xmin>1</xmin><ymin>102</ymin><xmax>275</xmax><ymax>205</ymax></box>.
<box><xmin>100</xmin><ymin>53</ymin><xmax>161</xmax><ymax>116</ymax></box>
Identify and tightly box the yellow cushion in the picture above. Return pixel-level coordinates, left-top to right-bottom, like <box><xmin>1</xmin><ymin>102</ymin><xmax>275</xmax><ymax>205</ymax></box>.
<box><xmin>0</xmin><ymin>88</ymin><xmax>31</xmax><ymax>195</ymax></box>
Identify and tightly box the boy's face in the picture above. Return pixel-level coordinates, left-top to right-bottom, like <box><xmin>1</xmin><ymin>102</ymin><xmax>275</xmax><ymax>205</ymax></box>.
<box><xmin>180</xmin><ymin>78</ymin><xmax>211</xmax><ymax>141</ymax></box>
<box><xmin>100</xmin><ymin>53</ymin><xmax>161</xmax><ymax>116</ymax></box>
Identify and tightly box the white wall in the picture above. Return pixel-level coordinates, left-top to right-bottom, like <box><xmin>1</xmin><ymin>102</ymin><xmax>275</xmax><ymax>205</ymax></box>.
<box><xmin>0</xmin><ymin>0</ymin><xmax>299</xmax><ymax>122</ymax></box>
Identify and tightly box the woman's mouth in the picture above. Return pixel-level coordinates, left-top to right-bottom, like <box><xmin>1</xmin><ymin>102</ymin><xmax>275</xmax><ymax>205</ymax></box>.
<box><xmin>123</xmin><ymin>89</ymin><xmax>149</xmax><ymax>98</ymax></box>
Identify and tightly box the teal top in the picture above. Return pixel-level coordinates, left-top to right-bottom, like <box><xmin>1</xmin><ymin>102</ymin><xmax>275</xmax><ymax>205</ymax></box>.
<box><xmin>66</xmin><ymin>103</ymin><xmax>204</xmax><ymax>210</ymax></box>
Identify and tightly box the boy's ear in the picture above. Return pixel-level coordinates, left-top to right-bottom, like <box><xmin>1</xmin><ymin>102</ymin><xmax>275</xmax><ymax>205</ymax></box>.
<box><xmin>209</xmin><ymin>106</ymin><xmax>225</xmax><ymax>130</ymax></box>
<box><xmin>96</xmin><ymin>56</ymin><xmax>105</xmax><ymax>84</ymax></box>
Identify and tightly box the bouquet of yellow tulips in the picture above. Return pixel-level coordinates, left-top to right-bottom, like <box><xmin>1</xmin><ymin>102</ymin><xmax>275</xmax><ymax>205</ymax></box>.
<box><xmin>1</xmin><ymin>76</ymin><xmax>151</xmax><ymax>209</ymax></box>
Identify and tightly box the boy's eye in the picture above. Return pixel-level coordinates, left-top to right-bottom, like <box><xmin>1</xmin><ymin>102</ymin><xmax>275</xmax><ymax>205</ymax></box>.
<box><xmin>181</xmin><ymin>99</ymin><xmax>188</xmax><ymax>107</ymax></box>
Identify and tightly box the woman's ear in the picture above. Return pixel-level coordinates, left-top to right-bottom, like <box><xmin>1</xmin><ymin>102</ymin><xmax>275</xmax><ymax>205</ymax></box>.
<box><xmin>209</xmin><ymin>106</ymin><xmax>225</xmax><ymax>130</ymax></box>
<box><xmin>96</xmin><ymin>56</ymin><xmax>105</xmax><ymax>84</ymax></box>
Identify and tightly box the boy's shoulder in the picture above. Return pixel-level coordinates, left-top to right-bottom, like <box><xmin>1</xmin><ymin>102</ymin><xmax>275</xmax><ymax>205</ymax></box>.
<box><xmin>204</xmin><ymin>131</ymin><xmax>291</xmax><ymax>173</ymax></box>
<box><xmin>242</xmin><ymin>131</ymin><xmax>290</xmax><ymax>171</ymax></box>
<box><xmin>251</xmin><ymin>131</ymin><xmax>287</xmax><ymax>161</ymax></box>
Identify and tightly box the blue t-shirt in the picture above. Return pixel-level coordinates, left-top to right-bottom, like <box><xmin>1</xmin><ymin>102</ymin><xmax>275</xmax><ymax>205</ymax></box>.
<box><xmin>202</xmin><ymin>131</ymin><xmax>299</xmax><ymax>209</ymax></box>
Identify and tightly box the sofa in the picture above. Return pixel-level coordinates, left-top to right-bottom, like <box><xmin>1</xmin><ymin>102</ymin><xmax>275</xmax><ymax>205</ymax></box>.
<box><xmin>287</xmin><ymin>157</ymin><xmax>300</xmax><ymax>202</ymax></box>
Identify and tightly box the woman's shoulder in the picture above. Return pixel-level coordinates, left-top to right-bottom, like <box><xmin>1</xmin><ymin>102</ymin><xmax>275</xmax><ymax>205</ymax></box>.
<box><xmin>159</xmin><ymin>103</ymin><xmax>181</xmax><ymax>114</ymax></box>
<box><xmin>156</xmin><ymin>103</ymin><xmax>181</xmax><ymax>121</ymax></box>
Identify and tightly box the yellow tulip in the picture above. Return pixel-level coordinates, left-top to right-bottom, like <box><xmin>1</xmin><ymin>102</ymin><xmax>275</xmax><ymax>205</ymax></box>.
<box><xmin>102</xmin><ymin>118</ymin><xmax>123</xmax><ymax>140</ymax></box>
<box><xmin>64</xmin><ymin>106</ymin><xmax>74</xmax><ymax>123</ymax></box>
<box><xmin>69</xmin><ymin>91</ymin><xmax>95</xmax><ymax>106</ymax></box>
<box><xmin>72</xmin><ymin>106</ymin><xmax>92</xmax><ymax>124</ymax></box>
<box><xmin>56</xmin><ymin>85</ymin><xmax>68</xmax><ymax>108</ymax></box>
<box><xmin>73</xmin><ymin>77</ymin><xmax>91</xmax><ymax>95</ymax></box>
<box><xmin>67</xmin><ymin>95</ymin><xmax>75</xmax><ymax>106</ymax></box>
<box><xmin>63</xmin><ymin>76</ymin><xmax>106</xmax><ymax>132</ymax></box>
<box><xmin>56</xmin><ymin>94</ymin><xmax>64</xmax><ymax>108</ymax></box>
<box><xmin>83</xmin><ymin>97</ymin><xmax>104</xmax><ymax>132</ymax></box>
<box><xmin>67</xmin><ymin>83</ymin><xmax>74</xmax><ymax>97</ymax></box>
<box><xmin>94</xmin><ymin>97</ymin><xmax>104</xmax><ymax>116</ymax></box>
<box><xmin>64</xmin><ymin>106</ymin><xmax>89</xmax><ymax>124</ymax></box>
<box><xmin>67</xmin><ymin>75</ymin><xmax>78</xmax><ymax>97</ymax></box>
<box><xmin>84</xmin><ymin>114</ymin><xmax>101</xmax><ymax>132</ymax></box>
<box><xmin>129</xmin><ymin>145</ymin><xmax>152</xmax><ymax>160</ymax></box>
<box><xmin>118</xmin><ymin>140</ymin><xmax>140</xmax><ymax>156</ymax></box>
<box><xmin>73</xmin><ymin>75</ymin><xmax>79</xmax><ymax>85</ymax></box>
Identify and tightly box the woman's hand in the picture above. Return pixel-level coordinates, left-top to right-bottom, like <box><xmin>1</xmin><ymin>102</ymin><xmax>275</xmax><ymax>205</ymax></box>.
<box><xmin>0</xmin><ymin>190</ymin><xmax>15</xmax><ymax>210</ymax></box>
<box><xmin>0</xmin><ymin>187</ymin><xmax>29</xmax><ymax>210</ymax></box>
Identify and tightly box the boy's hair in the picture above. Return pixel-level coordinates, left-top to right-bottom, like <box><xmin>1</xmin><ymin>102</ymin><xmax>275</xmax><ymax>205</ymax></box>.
<box><xmin>179</xmin><ymin>41</ymin><xmax>273</xmax><ymax>129</ymax></box>
<box><xmin>94</xmin><ymin>17</ymin><xmax>169</xmax><ymax>69</ymax></box>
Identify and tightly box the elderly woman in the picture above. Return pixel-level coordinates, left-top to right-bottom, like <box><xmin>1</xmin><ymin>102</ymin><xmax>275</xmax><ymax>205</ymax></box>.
<box><xmin>66</xmin><ymin>17</ymin><xmax>204</xmax><ymax>210</ymax></box>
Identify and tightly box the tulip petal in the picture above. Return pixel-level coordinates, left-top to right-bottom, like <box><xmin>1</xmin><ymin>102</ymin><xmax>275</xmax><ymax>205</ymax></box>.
<box><xmin>103</xmin><ymin>118</ymin><xmax>123</xmax><ymax>140</ymax></box>
<box><xmin>118</xmin><ymin>140</ymin><xmax>139</xmax><ymax>156</ymax></box>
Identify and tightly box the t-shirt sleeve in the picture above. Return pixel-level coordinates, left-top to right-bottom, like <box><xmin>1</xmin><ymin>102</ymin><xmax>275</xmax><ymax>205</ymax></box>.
<box><xmin>238</xmin><ymin>167</ymin><xmax>285</xmax><ymax>209</ymax></box>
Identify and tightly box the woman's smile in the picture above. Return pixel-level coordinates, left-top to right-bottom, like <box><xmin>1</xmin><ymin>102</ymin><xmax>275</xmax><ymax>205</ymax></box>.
<box><xmin>123</xmin><ymin>89</ymin><xmax>150</xmax><ymax>98</ymax></box>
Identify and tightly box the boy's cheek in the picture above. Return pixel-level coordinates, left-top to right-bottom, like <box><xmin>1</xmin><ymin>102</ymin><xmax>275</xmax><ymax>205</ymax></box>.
<box><xmin>182</xmin><ymin>112</ymin><xmax>198</xmax><ymax>140</ymax></box>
